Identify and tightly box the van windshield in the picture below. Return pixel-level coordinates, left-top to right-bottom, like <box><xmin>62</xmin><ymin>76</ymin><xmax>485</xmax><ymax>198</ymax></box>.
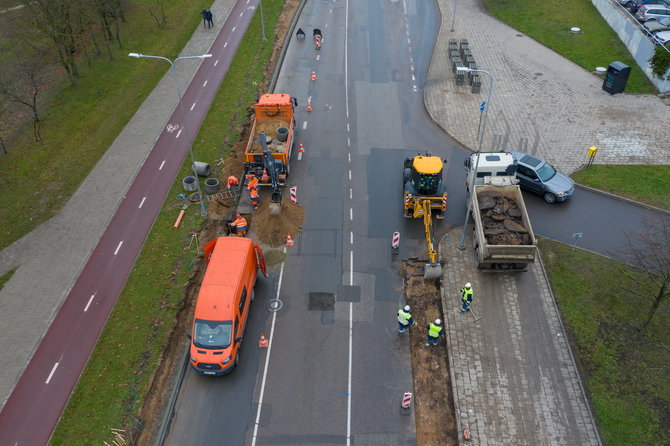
<box><xmin>194</xmin><ymin>319</ymin><xmax>232</xmax><ymax>349</ymax></box>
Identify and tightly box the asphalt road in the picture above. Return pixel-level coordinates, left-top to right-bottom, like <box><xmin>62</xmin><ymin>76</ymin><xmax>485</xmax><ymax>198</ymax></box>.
<box><xmin>0</xmin><ymin>1</ymin><xmax>254</xmax><ymax>444</ymax></box>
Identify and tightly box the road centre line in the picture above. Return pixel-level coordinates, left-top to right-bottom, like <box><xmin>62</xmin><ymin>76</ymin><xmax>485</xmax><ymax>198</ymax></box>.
<box><xmin>347</xmin><ymin>123</ymin><xmax>349</xmax><ymax>132</ymax></box>
<box><xmin>203</xmin><ymin>79</ymin><xmax>208</xmax><ymax>87</ymax></box>
<box><xmin>176</xmin><ymin>129</ymin><xmax>182</xmax><ymax>138</ymax></box>
<box><xmin>159</xmin><ymin>160</ymin><xmax>166</xmax><ymax>170</ymax></box>
<box><xmin>316</xmin><ymin>55</ymin><xmax>320</xmax><ymax>61</ymax></box>
<box><xmin>139</xmin><ymin>196</ymin><xmax>146</xmax><ymax>208</ymax></box>
<box><xmin>347</xmin><ymin>301</ymin><xmax>353</xmax><ymax>445</ymax></box>
<box><xmin>348</xmin><ymin>153</ymin><xmax>351</xmax><ymax>163</ymax></box>
<box><xmin>350</xmin><ymin>208</ymin><xmax>353</xmax><ymax>221</ymax></box>
<box><xmin>84</xmin><ymin>293</ymin><xmax>96</xmax><ymax>312</ymax></box>
<box><xmin>251</xmin><ymin>249</ymin><xmax>286</xmax><ymax>446</ymax></box>
<box><xmin>114</xmin><ymin>241</ymin><xmax>123</xmax><ymax>256</ymax></box>
<box><xmin>347</xmin><ymin>137</ymin><xmax>350</xmax><ymax>147</ymax></box>
<box><xmin>214</xmin><ymin>59</ymin><xmax>219</xmax><ymax>66</ymax></box>
<box><xmin>239</xmin><ymin>12</ymin><xmax>243</xmax><ymax>17</ymax></box>
<box><xmin>350</xmin><ymin>231</ymin><xmax>353</xmax><ymax>244</ymax></box>
<box><xmin>224</xmin><ymin>42</ymin><xmax>228</xmax><ymax>48</ymax></box>
<box><xmin>348</xmin><ymin>170</ymin><xmax>351</xmax><ymax>180</ymax></box>
<box><xmin>232</xmin><ymin>26</ymin><xmax>236</xmax><ymax>32</ymax></box>
<box><xmin>190</xmin><ymin>103</ymin><xmax>196</xmax><ymax>111</ymax></box>
<box><xmin>349</xmin><ymin>188</ymin><xmax>352</xmax><ymax>199</ymax></box>
<box><xmin>45</xmin><ymin>363</ymin><xmax>59</xmax><ymax>384</ymax></box>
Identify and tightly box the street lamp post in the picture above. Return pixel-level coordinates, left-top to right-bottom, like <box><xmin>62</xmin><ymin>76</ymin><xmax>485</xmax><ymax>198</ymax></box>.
<box><xmin>456</xmin><ymin>67</ymin><xmax>494</xmax><ymax>250</ymax></box>
<box><xmin>128</xmin><ymin>52</ymin><xmax>212</xmax><ymax>217</ymax></box>
<box><xmin>259</xmin><ymin>0</ymin><xmax>266</xmax><ymax>40</ymax></box>
<box><xmin>450</xmin><ymin>0</ymin><xmax>459</xmax><ymax>32</ymax></box>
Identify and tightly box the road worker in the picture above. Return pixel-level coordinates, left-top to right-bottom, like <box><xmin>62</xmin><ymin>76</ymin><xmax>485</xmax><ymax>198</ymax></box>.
<box><xmin>229</xmin><ymin>213</ymin><xmax>247</xmax><ymax>237</ymax></box>
<box><xmin>460</xmin><ymin>282</ymin><xmax>474</xmax><ymax>313</ymax></box>
<box><xmin>247</xmin><ymin>176</ymin><xmax>259</xmax><ymax>190</ymax></box>
<box><xmin>397</xmin><ymin>305</ymin><xmax>417</xmax><ymax>334</ymax></box>
<box><xmin>425</xmin><ymin>319</ymin><xmax>443</xmax><ymax>348</ymax></box>
<box><xmin>227</xmin><ymin>175</ymin><xmax>239</xmax><ymax>190</ymax></box>
<box><xmin>250</xmin><ymin>187</ymin><xmax>260</xmax><ymax>210</ymax></box>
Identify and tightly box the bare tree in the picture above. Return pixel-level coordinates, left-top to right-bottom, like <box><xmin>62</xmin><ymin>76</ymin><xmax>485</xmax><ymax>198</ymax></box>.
<box><xmin>144</xmin><ymin>0</ymin><xmax>167</xmax><ymax>30</ymax></box>
<box><xmin>613</xmin><ymin>217</ymin><xmax>670</xmax><ymax>329</ymax></box>
<box><xmin>0</xmin><ymin>103</ymin><xmax>12</xmax><ymax>155</ymax></box>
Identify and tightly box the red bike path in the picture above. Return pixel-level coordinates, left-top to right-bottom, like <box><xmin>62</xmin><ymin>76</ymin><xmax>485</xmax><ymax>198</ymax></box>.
<box><xmin>0</xmin><ymin>1</ymin><xmax>258</xmax><ymax>444</ymax></box>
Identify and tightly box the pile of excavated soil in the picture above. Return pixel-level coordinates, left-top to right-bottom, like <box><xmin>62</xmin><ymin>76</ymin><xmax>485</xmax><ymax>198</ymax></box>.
<box><xmin>401</xmin><ymin>261</ymin><xmax>458</xmax><ymax>446</ymax></box>
<box><xmin>477</xmin><ymin>191</ymin><xmax>531</xmax><ymax>245</ymax></box>
<box><xmin>251</xmin><ymin>194</ymin><xmax>304</xmax><ymax>246</ymax></box>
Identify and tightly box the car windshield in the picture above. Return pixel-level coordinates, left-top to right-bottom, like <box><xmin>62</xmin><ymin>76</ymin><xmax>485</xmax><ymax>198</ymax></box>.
<box><xmin>194</xmin><ymin>319</ymin><xmax>232</xmax><ymax>349</ymax></box>
<box><xmin>536</xmin><ymin>162</ymin><xmax>557</xmax><ymax>182</ymax></box>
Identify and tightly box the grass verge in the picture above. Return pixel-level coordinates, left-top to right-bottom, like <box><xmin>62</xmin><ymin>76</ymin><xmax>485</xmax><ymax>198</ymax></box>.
<box><xmin>540</xmin><ymin>238</ymin><xmax>669</xmax><ymax>445</ymax></box>
<box><xmin>572</xmin><ymin>165</ymin><xmax>670</xmax><ymax>210</ymax></box>
<box><xmin>0</xmin><ymin>0</ymin><xmax>213</xmax><ymax>251</ymax></box>
<box><xmin>49</xmin><ymin>1</ymin><xmax>284</xmax><ymax>444</ymax></box>
<box><xmin>480</xmin><ymin>0</ymin><xmax>656</xmax><ymax>93</ymax></box>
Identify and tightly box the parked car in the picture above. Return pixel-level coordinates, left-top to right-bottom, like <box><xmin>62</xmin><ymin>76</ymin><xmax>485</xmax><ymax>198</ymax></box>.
<box><xmin>509</xmin><ymin>151</ymin><xmax>575</xmax><ymax>203</ymax></box>
<box><xmin>644</xmin><ymin>16</ymin><xmax>670</xmax><ymax>33</ymax></box>
<box><xmin>652</xmin><ymin>30</ymin><xmax>670</xmax><ymax>44</ymax></box>
<box><xmin>635</xmin><ymin>4</ymin><xmax>670</xmax><ymax>21</ymax></box>
<box><xmin>629</xmin><ymin>0</ymin><xmax>670</xmax><ymax>13</ymax></box>
<box><xmin>617</xmin><ymin>0</ymin><xmax>634</xmax><ymax>6</ymax></box>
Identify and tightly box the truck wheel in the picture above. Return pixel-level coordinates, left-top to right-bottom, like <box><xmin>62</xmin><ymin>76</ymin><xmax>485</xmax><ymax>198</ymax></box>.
<box><xmin>543</xmin><ymin>192</ymin><xmax>557</xmax><ymax>204</ymax></box>
<box><xmin>235</xmin><ymin>351</ymin><xmax>240</xmax><ymax>367</ymax></box>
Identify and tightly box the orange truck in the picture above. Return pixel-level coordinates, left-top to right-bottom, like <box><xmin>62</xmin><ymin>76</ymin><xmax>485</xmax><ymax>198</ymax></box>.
<box><xmin>244</xmin><ymin>93</ymin><xmax>296</xmax><ymax>187</ymax></box>
<box><xmin>189</xmin><ymin>237</ymin><xmax>267</xmax><ymax>376</ymax></box>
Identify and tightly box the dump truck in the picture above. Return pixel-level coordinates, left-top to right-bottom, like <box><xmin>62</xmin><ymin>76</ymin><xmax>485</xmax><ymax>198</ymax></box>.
<box><xmin>465</xmin><ymin>152</ymin><xmax>537</xmax><ymax>271</ymax></box>
<box><xmin>244</xmin><ymin>93</ymin><xmax>296</xmax><ymax>189</ymax></box>
<box><xmin>403</xmin><ymin>153</ymin><xmax>448</xmax><ymax>279</ymax></box>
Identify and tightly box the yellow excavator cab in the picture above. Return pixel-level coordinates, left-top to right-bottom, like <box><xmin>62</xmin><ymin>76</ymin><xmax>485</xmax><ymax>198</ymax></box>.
<box><xmin>412</xmin><ymin>156</ymin><xmax>443</xmax><ymax>175</ymax></box>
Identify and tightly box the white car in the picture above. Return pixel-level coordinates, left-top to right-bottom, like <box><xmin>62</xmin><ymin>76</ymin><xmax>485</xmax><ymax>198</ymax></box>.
<box><xmin>653</xmin><ymin>30</ymin><xmax>670</xmax><ymax>45</ymax></box>
<box><xmin>643</xmin><ymin>16</ymin><xmax>670</xmax><ymax>33</ymax></box>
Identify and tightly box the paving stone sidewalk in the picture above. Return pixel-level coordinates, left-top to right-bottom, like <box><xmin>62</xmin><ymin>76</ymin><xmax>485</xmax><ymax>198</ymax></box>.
<box><xmin>425</xmin><ymin>0</ymin><xmax>670</xmax><ymax>174</ymax></box>
<box><xmin>439</xmin><ymin>229</ymin><xmax>601</xmax><ymax>445</ymax></box>
<box><xmin>0</xmin><ymin>0</ymin><xmax>236</xmax><ymax>410</ymax></box>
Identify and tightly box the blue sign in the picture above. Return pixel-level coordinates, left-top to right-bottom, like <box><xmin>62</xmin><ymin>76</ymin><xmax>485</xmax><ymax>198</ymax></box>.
<box><xmin>479</xmin><ymin>101</ymin><xmax>486</xmax><ymax>111</ymax></box>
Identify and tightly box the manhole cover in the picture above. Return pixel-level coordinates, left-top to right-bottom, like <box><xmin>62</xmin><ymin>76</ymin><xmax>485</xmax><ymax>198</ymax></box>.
<box><xmin>308</xmin><ymin>292</ymin><xmax>335</xmax><ymax>310</ymax></box>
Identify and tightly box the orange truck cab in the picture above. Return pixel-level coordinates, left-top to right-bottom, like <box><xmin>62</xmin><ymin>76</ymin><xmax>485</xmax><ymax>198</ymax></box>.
<box><xmin>189</xmin><ymin>237</ymin><xmax>267</xmax><ymax>375</ymax></box>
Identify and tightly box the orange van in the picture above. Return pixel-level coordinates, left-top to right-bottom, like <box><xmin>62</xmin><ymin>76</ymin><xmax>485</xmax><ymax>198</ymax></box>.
<box><xmin>189</xmin><ymin>236</ymin><xmax>266</xmax><ymax>375</ymax></box>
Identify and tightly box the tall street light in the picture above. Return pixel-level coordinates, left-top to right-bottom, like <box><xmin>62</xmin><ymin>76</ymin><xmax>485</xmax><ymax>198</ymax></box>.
<box><xmin>128</xmin><ymin>52</ymin><xmax>212</xmax><ymax>217</ymax></box>
<box><xmin>259</xmin><ymin>0</ymin><xmax>266</xmax><ymax>40</ymax></box>
<box><xmin>456</xmin><ymin>67</ymin><xmax>494</xmax><ymax>250</ymax></box>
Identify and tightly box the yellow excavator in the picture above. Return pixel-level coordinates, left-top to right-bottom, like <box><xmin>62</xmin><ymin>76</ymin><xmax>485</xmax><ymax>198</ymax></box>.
<box><xmin>403</xmin><ymin>153</ymin><xmax>448</xmax><ymax>279</ymax></box>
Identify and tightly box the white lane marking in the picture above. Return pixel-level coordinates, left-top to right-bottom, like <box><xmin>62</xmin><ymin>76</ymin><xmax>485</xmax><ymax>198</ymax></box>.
<box><xmin>348</xmin><ymin>153</ymin><xmax>351</xmax><ymax>163</ymax></box>
<box><xmin>350</xmin><ymin>208</ymin><xmax>353</xmax><ymax>221</ymax></box>
<box><xmin>345</xmin><ymin>0</ymin><xmax>350</xmax><ymax>119</ymax></box>
<box><xmin>328</xmin><ymin>10</ymin><xmax>332</xmax><ymax>16</ymax></box>
<box><xmin>347</xmin><ymin>137</ymin><xmax>350</xmax><ymax>147</ymax></box>
<box><xmin>84</xmin><ymin>293</ymin><xmax>96</xmax><ymax>312</ymax></box>
<box><xmin>350</xmin><ymin>231</ymin><xmax>353</xmax><ymax>244</ymax></box>
<box><xmin>45</xmin><ymin>362</ymin><xmax>59</xmax><ymax>384</ymax></box>
<box><xmin>176</xmin><ymin>129</ymin><xmax>182</xmax><ymax>138</ymax></box>
<box><xmin>190</xmin><ymin>103</ymin><xmax>196</xmax><ymax>111</ymax></box>
<box><xmin>347</xmin><ymin>301</ymin><xmax>353</xmax><ymax>445</ymax></box>
<box><xmin>114</xmin><ymin>241</ymin><xmax>123</xmax><ymax>255</ymax></box>
<box><xmin>251</xmin><ymin>250</ymin><xmax>286</xmax><ymax>446</ymax></box>
<box><xmin>316</xmin><ymin>54</ymin><xmax>320</xmax><ymax>61</ymax></box>
<box><xmin>347</xmin><ymin>123</ymin><xmax>350</xmax><ymax>132</ymax></box>
<box><xmin>239</xmin><ymin>12</ymin><xmax>243</xmax><ymax>17</ymax></box>
<box><xmin>348</xmin><ymin>170</ymin><xmax>352</xmax><ymax>181</ymax></box>
<box><xmin>350</xmin><ymin>251</ymin><xmax>353</xmax><ymax>286</ymax></box>
<box><xmin>159</xmin><ymin>160</ymin><xmax>166</xmax><ymax>170</ymax></box>
<box><xmin>214</xmin><ymin>59</ymin><xmax>219</xmax><ymax>66</ymax></box>
<box><xmin>302</xmin><ymin>121</ymin><xmax>307</xmax><ymax>130</ymax></box>
<box><xmin>139</xmin><ymin>196</ymin><xmax>146</xmax><ymax>208</ymax></box>
<box><xmin>203</xmin><ymin>80</ymin><xmax>208</xmax><ymax>87</ymax></box>
<box><xmin>232</xmin><ymin>26</ymin><xmax>236</xmax><ymax>32</ymax></box>
<box><xmin>298</xmin><ymin>152</ymin><xmax>302</xmax><ymax>161</ymax></box>
<box><xmin>224</xmin><ymin>42</ymin><xmax>228</xmax><ymax>48</ymax></box>
<box><xmin>349</xmin><ymin>188</ymin><xmax>352</xmax><ymax>200</ymax></box>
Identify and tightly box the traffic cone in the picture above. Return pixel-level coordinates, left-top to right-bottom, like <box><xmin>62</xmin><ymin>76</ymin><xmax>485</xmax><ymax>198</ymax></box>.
<box><xmin>299</xmin><ymin>142</ymin><xmax>305</xmax><ymax>153</ymax></box>
<box><xmin>306</xmin><ymin>100</ymin><xmax>312</xmax><ymax>112</ymax></box>
<box><xmin>261</xmin><ymin>168</ymin><xmax>269</xmax><ymax>183</ymax></box>
<box><xmin>259</xmin><ymin>333</ymin><xmax>269</xmax><ymax>348</ymax></box>
<box><xmin>311</xmin><ymin>70</ymin><xmax>317</xmax><ymax>80</ymax></box>
<box><xmin>286</xmin><ymin>233</ymin><xmax>294</xmax><ymax>246</ymax></box>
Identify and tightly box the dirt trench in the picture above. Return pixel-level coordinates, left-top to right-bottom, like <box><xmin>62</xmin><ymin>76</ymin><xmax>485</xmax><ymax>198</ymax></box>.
<box><xmin>402</xmin><ymin>261</ymin><xmax>459</xmax><ymax>446</ymax></box>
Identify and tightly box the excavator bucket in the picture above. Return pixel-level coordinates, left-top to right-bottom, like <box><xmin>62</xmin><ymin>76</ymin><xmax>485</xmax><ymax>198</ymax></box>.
<box><xmin>424</xmin><ymin>262</ymin><xmax>443</xmax><ymax>279</ymax></box>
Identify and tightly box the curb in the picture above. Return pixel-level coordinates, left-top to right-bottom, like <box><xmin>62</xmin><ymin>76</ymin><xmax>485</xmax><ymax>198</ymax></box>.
<box><xmin>574</xmin><ymin>183</ymin><xmax>670</xmax><ymax>216</ymax></box>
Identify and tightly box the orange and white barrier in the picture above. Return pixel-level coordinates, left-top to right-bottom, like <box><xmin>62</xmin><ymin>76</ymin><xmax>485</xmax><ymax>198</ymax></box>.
<box><xmin>290</xmin><ymin>187</ymin><xmax>297</xmax><ymax>204</ymax></box>
<box><xmin>311</xmin><ymin>70</ymin><xmax>317</xmax><ymax>81</ymax></box>
<box><xmin>306</xmin><ymin>96</ymin><xmax>312</xmax><ymax>112</ymax></box>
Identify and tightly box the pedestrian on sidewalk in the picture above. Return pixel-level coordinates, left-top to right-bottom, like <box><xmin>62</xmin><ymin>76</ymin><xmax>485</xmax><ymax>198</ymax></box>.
<box><xmin>397</xmin><ymin>305</ymin><xmax>417</xmax><ymax>334</ymax></box>
<box><xmin>250</xmin><ymin>187</ymin><xmax>260</xmax><ymax>210</ymax></box>
<box><xmin>460</xmin><ymin>282</ymin><xmax>473</xmax><ymax>313</ymax></box>
<box><xmin>424</xmin><ymin>319</ymin><xmax>443</xmax><ymax>348</ymax></box>
<box><xmin>227</xmin><ymin>175</ymin><xmax>239</xmax><ymax>190</ymax></box>
<box><xmin>201</xmin><ymin>9</ymin><xmax>213</xmax><ymax>29</ymax></box>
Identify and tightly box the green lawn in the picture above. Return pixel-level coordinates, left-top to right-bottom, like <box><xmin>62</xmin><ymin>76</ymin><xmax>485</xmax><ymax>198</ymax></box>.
<box><xmin>481</xmin><ymin>0</ymin><xmax>657</xmax><ymax>93</ymax></box>
<box><xmin>540</xmin><ymin>238</ymin><xmax>669</xmax><ymax>445</ymax></box>
<box><xmin>572</xmin><ymin>165</ymin><xmax>670</xmax><ymax>210</ymax></box>
<box><xmin>49</xmin><ymin>1</ymin><xmax>284</xmax><ymax>444</ymax></box>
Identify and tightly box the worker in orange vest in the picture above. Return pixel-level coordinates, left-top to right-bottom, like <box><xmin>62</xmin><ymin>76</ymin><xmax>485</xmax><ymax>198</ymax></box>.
<box><xmin>247</xmin><ymin>176</ymin><xmax>259</xmax><ymax>190</ymax></box>
<box><xmin>227</xmin><ymin>175</ymin><xmax>239</xmax><ymax>190</ymax></box>
<box><xmin>250</xmin><ymin>187</ymin><xmax>260</xmax><ymax>210</ymax></box>
<box><xmin>229</xmin><ymin>213</ymin><xmax>247</xmax><ymax>237</ymax></box>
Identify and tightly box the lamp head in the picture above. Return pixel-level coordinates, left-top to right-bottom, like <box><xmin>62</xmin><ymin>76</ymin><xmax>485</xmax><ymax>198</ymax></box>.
<box><xmin>128</xmin><ymin>53</ymin><xmax>142</xmax><ymax>58</ymax></box>
<box><xmin>456</xmin><ymin>66</ymin><xmax>471</xmax><ymax>73</ymax></box>
<box><xmin>200</xmin><ymin>54</ymin><xmax>213</xmax><ymax>59</ymax></box>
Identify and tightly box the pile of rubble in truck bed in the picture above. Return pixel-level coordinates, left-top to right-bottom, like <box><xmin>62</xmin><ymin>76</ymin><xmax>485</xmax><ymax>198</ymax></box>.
<box><xmin>478</xmin><ymin>191</ymin><xmax>532</xmax><ymax>246</ymax></box>
<box><xmin>249</xmin><ymin>120</ymin><xmax>291</xmax><ymax>153</ymax></box>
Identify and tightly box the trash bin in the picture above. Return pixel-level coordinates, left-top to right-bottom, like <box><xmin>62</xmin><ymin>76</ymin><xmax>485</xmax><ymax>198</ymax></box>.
<box><xmin>602</xmin><ymin>61</ymin><xmax>631</xmax><ymax>95</ymax></box>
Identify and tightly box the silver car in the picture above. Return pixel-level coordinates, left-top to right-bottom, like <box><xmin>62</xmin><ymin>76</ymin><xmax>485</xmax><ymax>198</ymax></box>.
<box><xmin>510</xmin><ymin>151</ymin><xmax>575</xmax><ymax>203</ymax></box>
<box><xmin>643</xmin><ymin>16</ymin><xmax>670</xmax><ymax>33</ymax></box>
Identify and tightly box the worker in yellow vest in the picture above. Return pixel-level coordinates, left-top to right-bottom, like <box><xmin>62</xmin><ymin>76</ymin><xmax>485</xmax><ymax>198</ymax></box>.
<box><xmin>397</xmin><ymin>305</ymin><xmax>417</xmax><ymax>334</ymax></box>
<box><xmin>460</xmin><ymin>282</ymin><xmax>473</xmax><ymax>313</ymax></box>
<box><xmin>424</xmin><ymin>319</ymin><xmax>443</xmax><ymax>348</ymax></box>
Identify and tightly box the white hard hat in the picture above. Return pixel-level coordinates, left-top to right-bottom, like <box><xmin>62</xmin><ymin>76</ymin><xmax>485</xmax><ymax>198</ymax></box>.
<box><xmin>404</xmin><ymin>305</ymin><xmax>410</xmax><ymax>311</ymax></box>
<box><xmin>435</xmin><ymin>319</ymin><xmax>441</xmax><ymax>325</ymax></box>
<box><xmin>465</xmin><ymin>282</ymin><xmax>472</xmax><ymax>288</ymax></box>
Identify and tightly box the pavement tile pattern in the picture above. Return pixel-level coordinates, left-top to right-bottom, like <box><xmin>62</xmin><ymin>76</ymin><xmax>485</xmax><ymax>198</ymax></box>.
<box><xmin>424</xmin><ymin>0</ymin><xmax>670</xmax><ymax>174</ymax></box>
<box><xmin>439</xmin><ymin>229</ymin><xmax>601</xmax><ymax>445</ymax></box>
